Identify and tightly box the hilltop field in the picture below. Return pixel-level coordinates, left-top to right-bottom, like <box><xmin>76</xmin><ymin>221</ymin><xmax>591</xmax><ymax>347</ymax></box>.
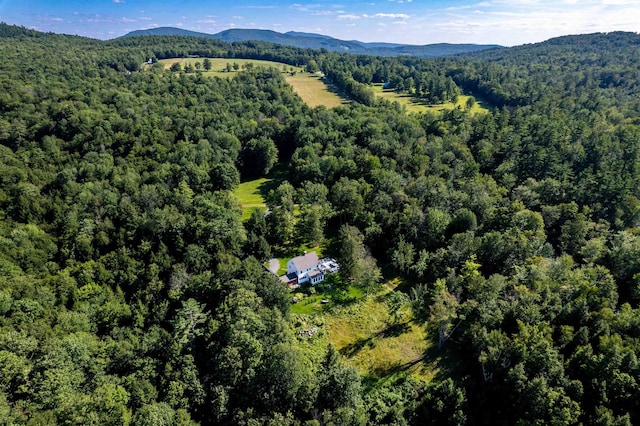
<box><xmin>157</xmin><ymin>57</ymin><xmax>304</xmax><ymax>77</ymax></box>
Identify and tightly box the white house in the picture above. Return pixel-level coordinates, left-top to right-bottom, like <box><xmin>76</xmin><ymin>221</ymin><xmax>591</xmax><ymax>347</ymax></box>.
<box><xmin>287</xmin><ymin>252</ymin><xmax>320</xmax><ymax>285</ymax></box>
<box><xmin>286</xmin><ymin>252</ymin><xmax>340</xmax><ymax>285</ymax></box>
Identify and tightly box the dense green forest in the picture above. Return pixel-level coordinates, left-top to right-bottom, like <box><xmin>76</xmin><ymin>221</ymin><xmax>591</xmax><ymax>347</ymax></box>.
<box><xmin>1</xmin><ymin>23</ymin><xmax>640</xmax><ymax>424</ymax></box>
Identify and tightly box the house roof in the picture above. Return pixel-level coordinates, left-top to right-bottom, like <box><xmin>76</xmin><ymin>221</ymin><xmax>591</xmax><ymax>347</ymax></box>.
<box><xmin>280</xmin><ymin>272</ymin><xmax>298</xmax><ymax>283</ymax></box>
<box><xmin>308</xmin><ymin>269</ymin><xmax>323</xmax><ymax>278</ymax></box>
<box><xmin>291</xmin><ymin>252</ymin><xmax>319</xmax><ymax>271</ymax></box>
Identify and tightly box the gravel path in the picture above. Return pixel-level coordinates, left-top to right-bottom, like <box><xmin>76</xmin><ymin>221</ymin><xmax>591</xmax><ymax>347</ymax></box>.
<box><xmin>268</xmin><ymin>258</ymin><xmax>280</xmax><ymax>275</ymax></box>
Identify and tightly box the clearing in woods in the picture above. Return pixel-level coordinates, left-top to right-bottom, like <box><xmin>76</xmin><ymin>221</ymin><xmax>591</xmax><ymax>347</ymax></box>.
<box><xmin>285</xmin><ymin>72</ymin><xmax>349</xmax><ymax>108</ymax></box>
<box><xmin>234</xmin><ymin>165</ymin><xmax>287</xmax><ymax>221</ymax></box>
<box><xmin>294</xmin><ymin>278</ymin><xmax>436</xmax><ymax>381</ymax></box>
<box><xmin>372</xmin><ymin>83</ymin><xmax>490</xmax><ymax>114</ymax></box>
<box><xmin>156</xmin><ymin>59</ymin><xmax>347</xmax><ymax>108</ymax></box>
<box><xmin>157</xmin><ymin>58</ymin><xmax>303</xmax><ymax>78</ymax></box>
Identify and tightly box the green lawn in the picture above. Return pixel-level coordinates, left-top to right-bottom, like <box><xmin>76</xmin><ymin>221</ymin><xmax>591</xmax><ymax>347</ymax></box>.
<box><xmin>372</xmin><ymin>84</ymin><xmax>490</xmax><ymax>114</ymax></box>
<box><xmin>290</xmin><ymin>284</ymin><xmax>363</xmax><ymax>315</ymax></box>
<box><xmin>291</xmin><ymin>293</ymin><xmax>332</xmax><ymax>315</ymax></box>
<box><xmin>234</xmin><ymin>165</ymin><xmax>288</xmax><ymax>220</ymax></box>
<box><xmin>235</xmin><ymin>177</ymin><xmax>270</xmax><ymax>221</ymax></box>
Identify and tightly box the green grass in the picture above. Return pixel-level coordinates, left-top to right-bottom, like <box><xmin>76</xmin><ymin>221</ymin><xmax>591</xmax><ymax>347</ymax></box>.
<box><xmin>286</xmin><ymin>72</ymin><xmax>349</xmax><ymax>108</ymax></box>
<box><xmin>235</xmin><ymin>177</ymin><xmax>270</xmax><ymax>221</ymax></box>
<box><xmin>156</xmin><ymin>58</ymin><xmax>303</xmax><ymax>78</ymax></box>
<box><xmin>155</xmin><ymin>60</ymin><xmax>349</xmax><ymax>109</ymax></box>
<box><xmin>234</xmin><ymin>165</ymin><xmax>288</xmax><ymax>220</ymax></box>
<box><xmin>291</xmin><ymin>293</ymin><xmax>331</xmax><ymax>315</ymax></box>
<box><xmin>323</xmin><ymin>287</ymin><xmax>435</xmax><ymax>381</ymax></box>
<box><xmin>372</xmin><ymin>84</ymin><xmax>490</xmax><ymax>115</ymax></box>
<box><xmin>289</xmin><ymin>270</ymin><xmax>435</xmax><ymax>380</ymax></box>
<box><xmin>290</xmin><ymin>284</ymin><xmax>364</xmax><ymax>315</ymax></box>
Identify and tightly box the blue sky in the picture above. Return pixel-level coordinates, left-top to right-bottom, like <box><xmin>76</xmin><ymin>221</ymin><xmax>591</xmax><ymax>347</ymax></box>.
<box><xmin>1</xmin><ymin>0</ymin><xmax>639</xmax><ymax>46</ymax></box>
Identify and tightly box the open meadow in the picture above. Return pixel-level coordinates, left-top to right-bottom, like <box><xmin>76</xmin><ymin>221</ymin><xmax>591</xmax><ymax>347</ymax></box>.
<box><xmin>157</xmin><ymin>59</ymin><xmax>348</xmax><ymax>108</ymax></box>
<box><xmin>292</xmin><ymin>280</ymin><xmax>436</xmax><ymax>381</ymax></box>
<box><xmin>285</xmin><ymin>72</ymin><xmax>349</xmax><ymax>108</ymax></box>
<box><xmin>233</xmin><ymin>165</ymin><xmax>288</xmax><ymax>220</ymax></box>
<box><xmin>372</xmin><ymin>83</ymin><xmax>490</xmax><ymax>114</ymax></box>
<box><xmin>157</xmin><ymin>57</ymin><xmax>303</xmax><ymax>78</ymax></box>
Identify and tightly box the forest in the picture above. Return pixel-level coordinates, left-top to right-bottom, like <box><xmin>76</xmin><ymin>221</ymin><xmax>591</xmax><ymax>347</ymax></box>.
<box><xmin>0</xmin><ymin>22</ymin><xmax>640</xmax><ymax>425</ymax></box>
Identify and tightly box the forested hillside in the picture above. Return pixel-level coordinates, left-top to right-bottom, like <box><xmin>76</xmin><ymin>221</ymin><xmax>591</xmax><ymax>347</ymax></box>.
<box><xmin>1</xmin><ymin>23</ymin><xmax>640</xmax><ymax>425</ymax></box>
<box><xmin>121</xmin><ymin>27</ymin><xmax>501</xmax><ymax>58</ymax></box>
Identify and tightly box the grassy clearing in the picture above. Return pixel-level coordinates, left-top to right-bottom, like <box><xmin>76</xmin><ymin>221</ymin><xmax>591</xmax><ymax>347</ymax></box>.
<box><xmin>286</xmin><ymin>72</ymin><xmax>349</xmax><ymax>108</ymax></box>
<box><xmin>290</xmin><ymin>270</ymin><xmax>436</xmax><ymax>380</ymax></box>
<box><xmin>155</xmin><ymin>59</ymin><xmax>349</xmax><ymax>108</ymax></box>
<box><xmin>235</xmin><ymin>177</ymin><xmax>270</xmax><ymax>221</ymax></box>
<box><xmin>290</xmin><ymin>284</ymin><xmax>364</xmax><ymax>315</ymax></box>
<box><xmin>234</xmin><ymin>165</ymin><xmax>288</xmax><ymax>221</ymax></box>
<box><xmin>157</xmin><ymin>58</ymin><xmax>303</xmax><ymax>78</ymax></box>
<box><xmin>372</xmin><ymin>84</ymin><xmax>490</xmax><ymax>115</ymax></box>
<box><xmin>322</xmin><ymin>286</ymin><xmax>435</xmax><ymax>381</ymax></box>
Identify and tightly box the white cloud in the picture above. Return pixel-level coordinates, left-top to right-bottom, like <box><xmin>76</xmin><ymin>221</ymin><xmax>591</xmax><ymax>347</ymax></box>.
<box><xmin>338</xmin><ymin>14</ymin><xmax>361</xmax><ymax>19</ymax></box>
<box><xmin>418</xmin><ymin>0</ymin><xmax>640</xmax><ymax>45</ymax></box>
<box><xmin>292</xmin><ymin>3</ymin><xmax>322</xmax><ymax>12</ymax></box>
<box><xmin>374</xmin><ymin>13</ymin><xmax>410</xmax><ymax>18</ymax></box>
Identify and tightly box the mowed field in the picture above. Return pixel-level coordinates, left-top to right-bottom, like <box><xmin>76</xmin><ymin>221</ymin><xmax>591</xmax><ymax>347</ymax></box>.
<box><xmin>285</xmin><ymin>72</ymin><xmax>349</xmax><ymax>108</ymax></box>
<box><xmin>234</xmin><ymin>177</ymin><xmax>270</xmax><ymax>221</ymax></box>
<box><xmin>372</xmin><ymin>84</ymin><xmax>490</xmax><ymax>114</ymax></box>
<box><xmin>157</xmin><ymin>57</ymin><xmax>303</xmax><ymax>78</ymax></box>
<box><xmin>233</xmin><ymin>165</ymin><xmax>288</xmax><ymax>220</ymax></box>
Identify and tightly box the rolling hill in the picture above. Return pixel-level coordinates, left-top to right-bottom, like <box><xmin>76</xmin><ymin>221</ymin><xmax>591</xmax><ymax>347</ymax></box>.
<box><xmin>120</xmin><ymin>27</ymin><xmax>502</xmax><ymax>57</ymax></box>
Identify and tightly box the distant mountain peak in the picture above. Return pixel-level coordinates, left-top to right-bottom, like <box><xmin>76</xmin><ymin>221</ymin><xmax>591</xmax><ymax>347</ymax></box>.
<box><xmin>284</xmin><ymin>31</ymin><xmax>333</xmax><ymax>40</ymax></box>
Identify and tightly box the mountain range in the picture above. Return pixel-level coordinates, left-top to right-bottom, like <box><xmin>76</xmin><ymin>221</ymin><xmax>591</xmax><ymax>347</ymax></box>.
<box><xmin>121</xmin><ymin>27</ymin><xmax>502</xmax><ymax>58</ymax></box>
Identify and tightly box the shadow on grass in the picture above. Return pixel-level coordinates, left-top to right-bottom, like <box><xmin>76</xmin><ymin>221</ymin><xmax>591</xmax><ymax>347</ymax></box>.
<box><xmin>377</xmin><ymin>322</ymin><xmax>411</xmax><ymax>338</ymax></box>
<box><xmin>339</xmin><ymin>321</ymin><xmax>411</xmax><ymax>358</ymax></box>
<box><xmin>328</xmin><ymin>286</ymin><xmax>363</xmax><ymax>308</ymax></box>
<box><xmin>254</xmin><ymin>163</ymin><xmax>289</xmax><ymax>197</ymax></box>
<box><xmin>371</xmin><ymin>356</ymin><xmax>426</xmax><ymax>378</ymax></box>
<box><xmin>320</xmin><ymin>77</ymin><xmax>351</xmax><ymax>105</ymax></box>
<box><xmin>340</xmin><ymin>335</ymin><xmax>377</xmax><ymax>357</ymax></box>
